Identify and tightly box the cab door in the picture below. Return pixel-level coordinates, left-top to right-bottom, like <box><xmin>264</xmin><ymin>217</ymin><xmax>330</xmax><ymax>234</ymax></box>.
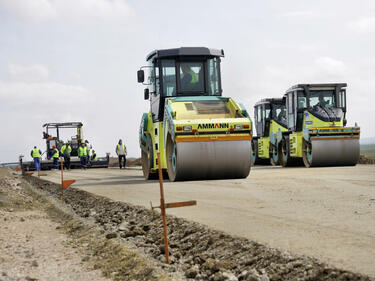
<box><xmin>287</xmin><ymin>91</ymin><xmax>297</xmax><ymax>131</ymax></box>
<box><xmin>254</xmin><ymin>105</ymin><xmax>264</xmax><ymax>137</ymax></box>
<box><xmin>150</xmin><ymin>64</ymin><xmax>161</xmax><ymax>121</ymax></box>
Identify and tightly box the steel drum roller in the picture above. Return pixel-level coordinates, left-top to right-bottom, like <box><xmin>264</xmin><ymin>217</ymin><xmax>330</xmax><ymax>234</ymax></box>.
<box><xmin>306</xmin><ymin>138</ymin><xmax>359</xmax><ymax>167</ymax></box>
<box><xmin>167</xmin><ymin>140</ymin><xmax>251</xmax><ymax>181</ymax></box>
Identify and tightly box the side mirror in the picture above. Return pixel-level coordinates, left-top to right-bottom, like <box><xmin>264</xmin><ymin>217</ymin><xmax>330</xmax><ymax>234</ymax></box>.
<box><xmin>137</xmin><ymin>70</ymin><xmax>145</xmax><ymax>83</ymax></box>
<box><xmin>144</xmin><ymin>88</ymin><xmax>149</xmax><ymax>100</ymax></box>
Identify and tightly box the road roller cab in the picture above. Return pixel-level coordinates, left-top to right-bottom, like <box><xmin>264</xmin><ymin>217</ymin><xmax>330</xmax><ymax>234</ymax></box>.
<box><xmin>252</xmin><ymin>98</ymin><xmax>288</xmax><ymax>166</ymax></box>
<box><xmin>137</xmin><ymin>47</ymin><xmax>253</xmax><ymax>181</ymax></box>
<box><xmin>278</xmin><ymin>83</ymin><xmax>360</xmax><ymax>167</ymax></box>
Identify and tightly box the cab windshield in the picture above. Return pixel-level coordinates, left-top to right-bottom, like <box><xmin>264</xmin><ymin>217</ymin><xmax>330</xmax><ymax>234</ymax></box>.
<box><xmin>160</xmin><ymin>58</ymin><xmax>221</xmax><ymax>96</ymax></box>
<box><xmin>273</xmin><ymin>104</ymin><xmax>287</xmax><ymax>124</ymax></box>
<box><xmin>308</xmin><ymin>90</ymin><xmax>336</xmax><ymax>108</ymax></box>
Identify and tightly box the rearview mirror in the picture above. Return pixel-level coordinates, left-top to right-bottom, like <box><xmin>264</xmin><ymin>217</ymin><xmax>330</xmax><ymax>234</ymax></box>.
<box><xmin>144</xmin><ymin>89</ymin><xmax>149</xmax><ymax>100</ymax></box>
<box><xmin>137</xmin><ymin>70</ymin><xmax>145</xmax><ymax>83</ymax></box>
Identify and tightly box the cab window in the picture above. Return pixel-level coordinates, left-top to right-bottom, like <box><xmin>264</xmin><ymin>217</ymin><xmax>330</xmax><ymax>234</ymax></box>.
<box><xmin>179</xmin><ymin>62</ymin><xmax>204</xmax><ymax>93</ymax></box>
<box><xmin>208</xmin><ymin>58</ymin><xmax>220</xmax><ymax>95</ymax></box>
<box><xmin>338</xmin><ymin>89</ymin><xmax>346</xmax><ymax>108</ymax></box>
<box><xmin>309</xmin><ymin>90</ymin><xmax>336</xmax><ymax>108</ymax></box>
<box><xmin>297</xmin><ymin>91</ymin><xmax>306</xmax><ymax>109</ymax></box>
<box><xmin>161</xmin><ymin>60</ymin><xmax>176</xmax><ymax>96</ymax></box>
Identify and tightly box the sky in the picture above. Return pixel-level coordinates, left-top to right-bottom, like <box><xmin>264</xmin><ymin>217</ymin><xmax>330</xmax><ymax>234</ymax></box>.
<box><xmin>1</xmin><ymin>0</ymin><xmax>375</xmax><ymax>162</ymax></box>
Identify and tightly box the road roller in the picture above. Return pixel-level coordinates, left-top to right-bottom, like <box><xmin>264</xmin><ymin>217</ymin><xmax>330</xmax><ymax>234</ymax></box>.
<box><xmin>137</xmin><ymin>47</ymin><xmax>253</xmax><ymax>181</ymax></box>
<box><xmin>278</xmin><ymin>83</ymin><xmax>360</xmax><ymax>167</ymax></box>
<box><xmin>252</xmin><ymin>98</ymin><xmax>288</xmax><ymax>165</ymax></box>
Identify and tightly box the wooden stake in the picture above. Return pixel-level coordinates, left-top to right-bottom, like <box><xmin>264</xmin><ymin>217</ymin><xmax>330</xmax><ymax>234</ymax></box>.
<box><xmin>157</xmin><ymin>152</ymin><xmax>170</xmax><ymax>264</ymax></box>
<box><xmin>61</xmin><ymin>157</ymin><xmax>64</xmax><ymax>203</ymax></box>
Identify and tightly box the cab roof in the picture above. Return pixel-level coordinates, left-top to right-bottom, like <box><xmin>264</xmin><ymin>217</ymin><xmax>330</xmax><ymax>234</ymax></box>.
<box><xmin>286</xmin><ymin>83</ymin><xmax>347</xmax><ymax>93</ymax></box>
<box><xmin>254</xmin><ymin>98</ymin><xmax>284</xmax><ymax>107</ymax></box>
<box><xmin>146</xmin><ymin>47</ymin><xmax>225</xmax><ymax>62</ymax></box>
<box><xmin>43</xmin><ymin>122</ymin><xmax>83</xmax><ymax>128</ymax></box>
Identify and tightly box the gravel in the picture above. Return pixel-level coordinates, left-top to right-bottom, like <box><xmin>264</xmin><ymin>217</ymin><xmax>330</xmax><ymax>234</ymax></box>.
<box><xmin>25</xmin><ymin>175</ymin><xmax>373</xmax><ymax>281</ymax></box>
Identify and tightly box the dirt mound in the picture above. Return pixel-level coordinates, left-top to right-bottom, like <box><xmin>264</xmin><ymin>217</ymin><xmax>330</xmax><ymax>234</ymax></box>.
<box><xmin>358</xmin><ymin>155</ymin><xmax>375</xmax><ymax>164</ymax></box>
<box><xmin>25</xmin><ymin>175</ymin><xmax>373</xmax><ymax>281</ymax></box>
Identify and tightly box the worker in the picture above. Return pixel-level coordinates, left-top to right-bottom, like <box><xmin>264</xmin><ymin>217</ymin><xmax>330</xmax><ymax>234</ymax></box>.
<box><xmin>181</xmin><ymin>64</ymin><xmax>199</xmax><ymax>90</ymax></box>
<box><xmin>85</xmin><ymin>140</ymin><xmax>91</xmax><ymax>166</ymax></box>
<box><xmin>277</xmin><ymin>108</ymin><xmax>286</xmax><ymax>121</ymax></box>
<box><xmin>318</xmin><ymin>96</ymin><xmax>329</xmax><ymax>108</ymax></box>
<box><xmin>51</xmin><ymin>145</ymin><xmax>59</xmax><ymax>170</ymax></box>
<box><xmin>91</xmin><ymin>150</ymin><xmax>98</xmax><ymax>161</ymax></box>
<box><xmin>115</xmin><ymin>139</ymin><xmax>127</xmax><ymax>169</ymax></box>
<box><xmin>30</xmin><ymin>146</ymin><xmax>42</xmax><ymax>171</ymax></box>
<box><xmin>60</xmin><ymin>142</ymin><xmax>72</xmax><ymax>170</ymax></box>
<box><xmin>78</xmin><ymin>142</ymin><xmax>88</xmax><ymax>169</ymax></box>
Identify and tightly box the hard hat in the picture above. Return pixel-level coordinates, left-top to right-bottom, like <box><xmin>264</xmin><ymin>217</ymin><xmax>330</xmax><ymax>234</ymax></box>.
<box><xmin>52</xmin><ymin>145</ymin><xmax>56</xmax><ymax>148</ymax></box>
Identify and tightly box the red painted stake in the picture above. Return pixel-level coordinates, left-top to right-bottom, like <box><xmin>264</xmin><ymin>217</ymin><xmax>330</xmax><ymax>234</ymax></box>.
<box><xmin>150</xmin><ymin>154</ymin><xmax>196</xmax><ymax>264</ymax></box>
<box><xmin>60</xmin><ymin>157</ymin><xmax>75</xmax><ymax>203</ymax></box>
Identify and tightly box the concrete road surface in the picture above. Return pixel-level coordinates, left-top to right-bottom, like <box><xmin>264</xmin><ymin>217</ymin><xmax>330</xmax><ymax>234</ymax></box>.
<box><xmin>35</xmin><ymin>165</ymin><xmax>375</xmax><ymax>277</ymax></box>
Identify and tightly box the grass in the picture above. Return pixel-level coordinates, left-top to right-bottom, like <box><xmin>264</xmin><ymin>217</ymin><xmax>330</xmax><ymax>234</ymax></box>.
<box><xmin>360</xmin><ymin>145</ymin><xmax>375</xmax><ymax>159</ymax></box>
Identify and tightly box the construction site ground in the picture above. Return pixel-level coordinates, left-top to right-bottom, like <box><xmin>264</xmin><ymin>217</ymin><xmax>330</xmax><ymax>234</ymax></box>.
<box><xmin>2</xmin><ymin>165</ymin><xmax>374</xmax><ymax>280</ymax></box>
<box><xmin>25</xmin><ymin>164</ymin><xmax>375</xmax><ymax>279</ymax></box>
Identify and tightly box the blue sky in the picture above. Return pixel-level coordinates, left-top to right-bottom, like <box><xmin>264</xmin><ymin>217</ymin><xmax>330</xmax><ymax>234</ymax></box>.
<box><xmin>1</xmin><ymin>0</ymin><xmax>375</xmax><ymax>162</ymax></box>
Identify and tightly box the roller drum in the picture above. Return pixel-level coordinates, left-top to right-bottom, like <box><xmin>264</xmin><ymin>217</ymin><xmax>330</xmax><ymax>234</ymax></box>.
<box><xmin>167</xmin><ymin>140</ymin><xmax>251</xmax><ymax>181</ymax></box>
<box><xmin>305</xmin><ymin>138</ymin><xmax>359</xmax><ymax>167</ymax></box>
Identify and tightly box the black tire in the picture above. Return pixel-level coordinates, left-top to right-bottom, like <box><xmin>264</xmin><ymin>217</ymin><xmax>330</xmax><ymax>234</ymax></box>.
<box><xmin>302</xmin><ymin>139</ymin><xmax>312</xmax><ymax>168</ymax></box>
<box><xmin>280</xmin><ymin>137</ymin><xmax>290</xmax><ymax>167</ymax></box>
<box><xmin>141</xmin><ymin>133</ymin><xmax>157</xmax><ymax>180</ymax></box>
<box><xmin>280</xmin><ymin>136</ymin><xmax>304</xmax><ymax>167</ymax></box>
<box><xmin>269</xmin><ymin>143</ymin><xmax>279</xmax><ymax>166</ymax></box>
<box><xmin>166</xmin><ymin>134</ymin><xmax>178</xmax><ymax>182</ymax></box>
<box><xmin>251</xmin><ymin>139</ymin><xmax>257</xmax><ymax>166</ymax></box>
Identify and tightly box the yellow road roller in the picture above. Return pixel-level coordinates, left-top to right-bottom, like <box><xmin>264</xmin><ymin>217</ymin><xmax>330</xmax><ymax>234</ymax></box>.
<box><xmin>137</xmin><ymin>47</ymin><xmax>253</xmax><ymax>181</ymax></box>
<box><xmin>278</xmin><ymin>83</ymin><xmax>360</xmax><ymax>167</ymax></box>
<box><xmin>252</xmin><ymin>98</ymin><xmax>288</xmax><ymax>165</ymax></box>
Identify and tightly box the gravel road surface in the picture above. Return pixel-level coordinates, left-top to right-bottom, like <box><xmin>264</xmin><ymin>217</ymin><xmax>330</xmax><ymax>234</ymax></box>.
<box><xmin>34</xmin><ymin>165</ymin><xmax>375</xmax><ymax>277</ymax></box>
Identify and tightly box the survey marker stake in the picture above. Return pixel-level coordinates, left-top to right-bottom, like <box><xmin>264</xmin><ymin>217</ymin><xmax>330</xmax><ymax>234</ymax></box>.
<box><xmin>60</xmin><ymin>157</ymin><xmax>75</xmax><ymax>203</ymax></box>
<box><xmin>37</xmin><ymin>170</ymin><xmax>47</xmax><ymax>188</ymax></box>
<box><xmin>151</xmin><ymin>152</ymin><xmax>197</xmax><ymax>265</ymax></box>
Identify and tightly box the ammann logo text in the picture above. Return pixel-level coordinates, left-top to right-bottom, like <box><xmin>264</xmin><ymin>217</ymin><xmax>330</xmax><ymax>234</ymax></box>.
<box><xmin>197</xmin><ymin>123</ymin><xmax>229</xmax><ymax>129</ymax></box>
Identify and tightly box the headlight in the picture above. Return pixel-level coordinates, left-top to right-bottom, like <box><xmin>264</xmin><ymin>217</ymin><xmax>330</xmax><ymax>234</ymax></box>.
<box><xmin>234</xmin><ymin>124</ymin><xmax>244</xmax><ymax>130</ymax></box>
<box><xmin>183</xmin><ymin>125</ymin><xmax>192</xmax><ymax>131</ymax></box>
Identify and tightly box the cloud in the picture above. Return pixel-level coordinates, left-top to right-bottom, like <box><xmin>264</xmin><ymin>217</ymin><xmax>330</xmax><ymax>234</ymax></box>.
<box><xmin>314</xmin><ymin>57</ymin><xmax>348</xmax><ymax>77</ymax></box>
<box><xmin>0</xmin><ymin>81</ymin><xmax>92</xmax><ymax>105</ymax></box>
<box><xmin>348</xmin><ymin>17</ymin><xmax>375</xmax><ymax>33</ymax></box>
<box><xmin>261</xmin><ymin>56</ymin><xmax>348</xmax><ymax>85</ymax></box>
<box><xmin>279</xmin><ymin>10</ymin><xmax>319</xmax><ymax>20</ymax></box>
<box><xmin>0</xmin><ymin>0</ymin><xmax>133</xmax><ymax>22</ymax></box>
<box><xmin>0</xmin><ymin>0</ymin><xmax>56</xmax><ymax>21</ymax></box>
<box><xmin>0</xmin><ymin>64</ymin><xmax>93</xmax><ymax>106</ymax></box>
<box><xmin>8</xmin><ymin>64</ymin><xmax>49</xmax><ymax>82</ymax></box>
